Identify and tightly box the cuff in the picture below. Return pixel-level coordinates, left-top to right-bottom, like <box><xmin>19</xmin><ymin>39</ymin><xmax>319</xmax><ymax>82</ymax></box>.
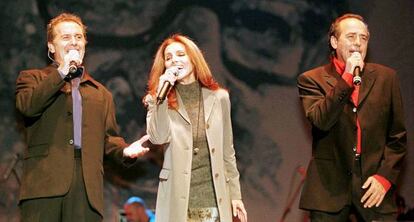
<box><xmin>373</xmin><ymin>174</ymin><xmax>392</xmax><ymax>192</ymax></box>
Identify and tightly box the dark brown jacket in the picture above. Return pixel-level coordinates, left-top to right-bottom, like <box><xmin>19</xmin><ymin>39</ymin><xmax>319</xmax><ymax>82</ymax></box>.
<box><xmin>297</xmin><ymin>63</ymin><xmax>406</xmax><ymax>213</ymax></box>
<box><xmin>15</xmin><ymin>65</ymin><xmax>130</xmax><ymax>216</ymax></box>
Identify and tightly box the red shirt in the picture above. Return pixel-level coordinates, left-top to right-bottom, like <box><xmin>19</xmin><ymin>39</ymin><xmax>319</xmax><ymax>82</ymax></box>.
<box><xmin>332</xmin><ymin>57</ymin><xmax>391</xmax><ymax>192</ymax></box>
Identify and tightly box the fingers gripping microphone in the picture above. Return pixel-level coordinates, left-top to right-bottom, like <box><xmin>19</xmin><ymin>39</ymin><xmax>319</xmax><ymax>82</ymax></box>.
<box><xmin>156</xmin><ymin>69</ymin><xmax>179</xmax><ymax>105</ymax></box>
<box><xmin>353</xmin><ymin>66</ymin><xmax>361</xmax><ymax>85</ymax></box>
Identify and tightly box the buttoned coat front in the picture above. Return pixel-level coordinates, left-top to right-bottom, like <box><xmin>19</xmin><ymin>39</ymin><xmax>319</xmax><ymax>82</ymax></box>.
<box><xmin>15</xmin><ymin>65</ymin><xmax>129</xmax><ymax>216</ymax></box>
<box><xmin>297</xmin><ymin>63</ymin><xmax>406</xmax><ymax>214</ymax></box>
<box><xmin>146</xmin><ymin>87</ymin><xmax>242</xmax><ymax>222</ymax></box>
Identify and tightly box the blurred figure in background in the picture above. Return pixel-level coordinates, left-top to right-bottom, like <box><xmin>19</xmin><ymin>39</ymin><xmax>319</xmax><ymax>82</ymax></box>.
<box><xmin>123</xmin><ymin>196</ymin><xmax>155</xmax><ymax>222</ymax></box>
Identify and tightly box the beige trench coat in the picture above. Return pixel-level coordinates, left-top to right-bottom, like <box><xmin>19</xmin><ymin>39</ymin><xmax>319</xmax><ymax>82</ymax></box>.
<box><xmin>146</xmin><ymin>87</ymin><xmax>242</xmax><ymax>222</ymax></box>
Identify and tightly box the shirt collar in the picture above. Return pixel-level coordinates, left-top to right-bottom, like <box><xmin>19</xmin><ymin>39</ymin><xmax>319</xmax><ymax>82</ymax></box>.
<box><xmin>332</xmin><ymin>57</ymin><xmax>345</xmax><ymax>75</ymax></box>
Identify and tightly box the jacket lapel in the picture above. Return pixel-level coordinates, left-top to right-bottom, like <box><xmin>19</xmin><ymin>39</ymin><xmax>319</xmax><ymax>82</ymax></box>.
<box><xmin>176</xmin><ymin>91</ymin><xmax>191</xmax><ymax>124</ymax></box>
<box><xmin>324</xmin><ymin>64</ymin><xmax>339</xmax><ymax>88</ymax></box>
<box><xmin>202</xmin><ymin>88</ymin><xmax>216</xmax><ymax>122</ymax></box>
<box><xmin>358</xmin><ymin>66</ymin><xmax>376</xmax><ymax>106</ymax></box>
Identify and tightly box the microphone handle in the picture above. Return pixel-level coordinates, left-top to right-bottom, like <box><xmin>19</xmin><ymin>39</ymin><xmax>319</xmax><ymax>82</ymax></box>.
<box><xmin>353</xmin><ymin>66</ymin><xmax>361</xmax><ymax>85</ymax></box>
<box><xmin>156</xmin><ymin>81</ymin><xmax>173</xmax><ymax>105</ymax></box>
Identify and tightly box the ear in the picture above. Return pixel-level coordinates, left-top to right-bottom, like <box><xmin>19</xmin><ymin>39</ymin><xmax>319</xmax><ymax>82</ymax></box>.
<box><xmin>47</xmin><ymin>43</ymin><xmax>55</xmax><ymax>53</ymax></box>
<box><xmin>330</xmin><ymin>36</ymin><xmax>338</xmax><ymax>50</ymax></box>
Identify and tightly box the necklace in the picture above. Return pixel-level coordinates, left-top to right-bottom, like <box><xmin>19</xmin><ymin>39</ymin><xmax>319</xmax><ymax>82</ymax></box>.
<box><xmin>193</xmin><ymin>85</ymin><xmax>203</xmax><ymax>155</ymax></box>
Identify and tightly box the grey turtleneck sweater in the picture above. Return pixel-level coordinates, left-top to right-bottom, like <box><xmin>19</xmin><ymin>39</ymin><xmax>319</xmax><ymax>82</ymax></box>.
<box><xmin>176</xmin><ymin>81</ymin><xmax>217</xmax><ymax>209</ymax></box>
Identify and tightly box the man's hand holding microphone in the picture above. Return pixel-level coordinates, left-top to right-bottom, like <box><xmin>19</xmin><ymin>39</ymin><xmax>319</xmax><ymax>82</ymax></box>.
<box><xmin>58</xmin><ymin>49</ymin><xmax>82</xmax><ymax>80</ymax></box>
<box><xmin>345</xmin><ymin>51</ymin><xmax>364</xmax><ymax>85</ymax></box>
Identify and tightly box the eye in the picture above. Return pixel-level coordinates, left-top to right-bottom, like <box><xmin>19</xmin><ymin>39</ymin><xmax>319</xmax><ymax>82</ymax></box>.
<box><xmin>177</xmin><ymin>51</ymin><xmax>186</xmax><ymax>56</ymax></box>
<box><xmin>61</xmin><ymin>35</ymin><xmax>70</xmax><ymax>40</ymax></box>
<box><xmin>360</xmin><ymin>35</ymin><xmax>368</xmax><ymax>42</ymax></box>
<box><xmin>75</xmin><ymin>34</ymin><xmax>83</xmax><ymax>40</ymax></box>
<box><xmin>346</xmin><ymin>34</ymin><xmax>356</xmax><ymax>41</ymax></box>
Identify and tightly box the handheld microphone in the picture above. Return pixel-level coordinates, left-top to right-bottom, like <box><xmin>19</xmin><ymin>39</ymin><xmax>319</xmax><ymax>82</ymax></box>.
<box><xmin>156</xmin><ymin>68</ymin><xmax>180</xmax><ymax>105</ymax></box>
<box><xmin>67</xmin><ymin>50</ymin><xmax>80</xmax><ymax>74</ymax></box>
<box><xmin>353</xmin><ymin>66</ymin><xmax>361</xmax><ymax>85</ymax></box>
<box><xmin>69</xmin><ymin>61</ymin><xmax>78</xmax><ymax>74</ymax></box>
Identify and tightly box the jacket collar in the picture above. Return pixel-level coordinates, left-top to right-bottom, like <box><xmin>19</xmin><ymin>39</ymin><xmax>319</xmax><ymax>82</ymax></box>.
<box><xmin>323</xmin><ymin>63</ymin><xmax>376</xmax><ymax>106</ymax></box>
<box><xmin>80</xmin><ymin>69</ymin><xmax>99</xmax><ymax>88</ymax></box>
<box><xmin>202</xmin><ymin>87</ymin><xmax>216</xmax><ymax>122</ymax></box>
<box><xmin>175</xmin><ymin>87</ymin><xmax>217</xmax><ymax>124</ymax></box>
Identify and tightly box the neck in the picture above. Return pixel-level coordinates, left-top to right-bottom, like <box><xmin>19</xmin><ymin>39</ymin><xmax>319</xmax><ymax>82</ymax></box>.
<box><xmin>178</xmin><ymin>72</ymin><xmax>196</xmax><ymax>85</ymax></box>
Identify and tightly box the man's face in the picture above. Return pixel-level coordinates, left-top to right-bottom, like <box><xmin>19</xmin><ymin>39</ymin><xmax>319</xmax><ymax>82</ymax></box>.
<box><xmin>124</xmin><ymin>204</ymin><xmax>146</xmax><ymax>222</ymax></box>
<box><xmin>48</xmin><ymin>21</ymin><xmax>86</xmax><ymax>65</ymax></box>
<box><xmin>331</xmin><ymin>18</ymin><xmax>369</xmax><ymax>63</ymax></box>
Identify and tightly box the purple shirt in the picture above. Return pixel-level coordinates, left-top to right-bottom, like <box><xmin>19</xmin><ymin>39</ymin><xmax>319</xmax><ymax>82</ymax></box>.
<box><xmin>58</xmin><ymin>70</ymin><xmax>82</xmax><ymax>148</ymax></box>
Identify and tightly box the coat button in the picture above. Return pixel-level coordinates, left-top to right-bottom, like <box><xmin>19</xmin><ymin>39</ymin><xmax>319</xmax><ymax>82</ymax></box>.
<box><xmin>219</xmin><ymin>198</ymin><xmax>222</xmax><ymax>204</ymax></box>
<box><xmin>211</xmin><ymin>148</ymin><xmax>215</xmax><ymax>153</ymax></box>
<box><xmin>67</xmin><ymin>111</ymin><xmax>72</xmax><ymax>116</ymax></box>
<box><xmin>206</xmin><ymin>123</ymin><xmax>209</xmax><ymax>129</ymax></box>
<box><xmin>215</xmin><ymin>173</ymin><xmax>219</xmax><ymax>178</ymax></box>
<box><xmin>352</xmin><ymin>107</ymin><xmax>357</xmax><ymax>113</ymax></box>
<box><xmin>193</xmin><ymin>147</ymin><xmax>199</xmax><ymax>154</ymax></box>
<box><xmin>69</xmin><ymin>139</ymin><xmax>74</xmax><ymax>145</ymax></box>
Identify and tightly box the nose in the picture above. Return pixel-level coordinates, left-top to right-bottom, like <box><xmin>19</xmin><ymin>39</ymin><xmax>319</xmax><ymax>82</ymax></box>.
<box><xmin>354</xmin><ymin>36</ymin><xmax>361</xmax><ymax>46</ymax></box>
<box><xmin>170</xmin><ymin>56</ymin><xmax>179</xmax><ymax>65</ymax></box>
<box><xmin>69</xmin><ymin>36</ymin><xmax>78</xmax><ymax>45</ymax></box>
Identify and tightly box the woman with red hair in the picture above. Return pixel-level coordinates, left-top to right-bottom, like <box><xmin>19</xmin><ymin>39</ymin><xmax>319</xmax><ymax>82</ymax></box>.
<box><xmin>144</xmin><ymin>34</ymin><xmax>247</xmax><ymax>222</ymax></box>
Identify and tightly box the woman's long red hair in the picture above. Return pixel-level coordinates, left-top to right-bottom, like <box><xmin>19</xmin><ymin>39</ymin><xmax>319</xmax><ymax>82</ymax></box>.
<box><xmin>145</xmin><ymin>34</ymin><xmax>220</xmax><ymax>109</ymax></box>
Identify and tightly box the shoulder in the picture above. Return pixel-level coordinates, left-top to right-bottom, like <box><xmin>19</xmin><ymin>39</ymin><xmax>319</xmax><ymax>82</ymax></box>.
<box><xmin>365</xmin><ymin>63</ymin><xmax>396</xmax><ymax>75</ymax></box>
<box><xmin>297</xmin><ymin>64</ymin><xmax>329</xmax><ymax>83</ymax></box>
<box><xmin>18</xmin><ymin>66</ymin><xmax>55</xmax><ymax>77</ymax></box>
<box><xmin>84</xmin><ymin>72</ymin><xmax>112</xmax><ymax>94</ymax></box>
<box><xmin>204</xmin><ymin>87</ymin><xmax>231</xmax><ymax>107</ymax></box>
<box><xmin>365</xmin><ymin>63</ymin><xmax>398</xmax><ymax>83</ymax></box>
<box><xmin>209</xmin><ymin>88</ymin><xmax>230</xmax><ymax>105</ymax></box>
<box><xmin>299</xmin><ymin>64</ymin><xmax>329</xmax><ymax>78</ymax></box>
<box><xmin>17</xmin><ymin>66</ymin><xmax>60</xmax><ymax>84</ymax></box>
<box><xmin>213</xmin><ymin>88</ymin><xmax>229</xmax><ymax>99</ymax></box>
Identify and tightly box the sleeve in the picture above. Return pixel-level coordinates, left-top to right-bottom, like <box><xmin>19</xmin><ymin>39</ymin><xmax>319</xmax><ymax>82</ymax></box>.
<box><xmin>221</xmin><ymin>91</ymin><xmax>242</xmax><ymax>200</ymax></box>
<box><xmin>103</xmin><ymin>92</ymin><xmax>134</xmax><ymax>166</ymax></box>
<box><xmin>15</xmin><ymin>68</ymin><xmax>66</xmax><ymax>117</ymax></box>
<box><xmin>376</xmin><ymin>72</ymin><xmax>407</xmax><ymax>185</ymax></box>
<box><xmin>297</xmin><ymin>71</ymin><xmax>354</xmax><ymax>131</ymax></box>
<box><xmin>145</xmin><ymin>94</ymin><xmax>171</xmax><ymax>145</ymax></box>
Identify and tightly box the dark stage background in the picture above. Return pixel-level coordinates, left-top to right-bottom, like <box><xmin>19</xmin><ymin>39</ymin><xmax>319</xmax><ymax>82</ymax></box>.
<box><xmin>0</xmin><ymin>0</ymin><xmax>413</xmax><ymax>221</ymax></box>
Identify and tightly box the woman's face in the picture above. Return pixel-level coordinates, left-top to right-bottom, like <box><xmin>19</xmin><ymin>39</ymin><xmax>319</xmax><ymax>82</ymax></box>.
<box><xmin>164</xmin><ymin>42</ymin><xmax>195</xmax><ymax>84</ymax></box>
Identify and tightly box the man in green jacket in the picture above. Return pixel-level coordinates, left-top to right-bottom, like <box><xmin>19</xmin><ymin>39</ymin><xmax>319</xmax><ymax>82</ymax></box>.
<box><xmin>15</xmin><ymin>12</ymin><xmax>149</xmax><ymax>222</ymax></box>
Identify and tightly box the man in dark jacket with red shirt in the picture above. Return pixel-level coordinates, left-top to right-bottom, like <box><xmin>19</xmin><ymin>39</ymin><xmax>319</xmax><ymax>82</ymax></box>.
<box><xmin>297</xmin><ymin>13</ymin><xmax>406</xmax><ymax>221</ymax></box>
